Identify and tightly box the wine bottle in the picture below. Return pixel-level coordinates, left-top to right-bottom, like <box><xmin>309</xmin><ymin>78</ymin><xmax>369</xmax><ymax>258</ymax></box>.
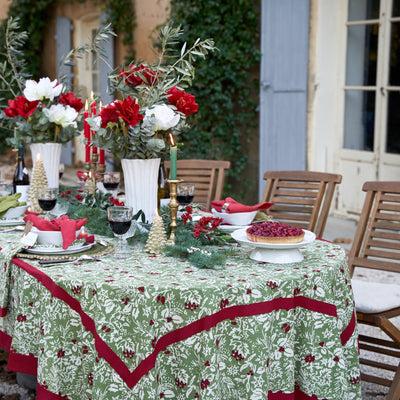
<box><xmin>158</xmin><ymin>160</ymin><xmax>170</xmax><ymax>208</ymax></box>
<box><xmin>13</xmin><ymin>145</ymin><xmax>30</xmax><ymax>202</ymax></box>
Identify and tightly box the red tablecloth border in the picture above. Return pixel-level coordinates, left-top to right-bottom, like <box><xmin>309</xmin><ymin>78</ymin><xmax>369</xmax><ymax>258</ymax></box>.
<box><xmin>4</xmin><ymin>256</ymin><xmax>355</xmax><ymax>394</ymax></box>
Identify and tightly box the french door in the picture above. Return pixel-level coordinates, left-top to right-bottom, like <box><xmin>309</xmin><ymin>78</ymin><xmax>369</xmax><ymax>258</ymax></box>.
<box><xmin>338</xmin><ymin>0</ymin><xmax>400</xmax><ymax>215</ymax></box>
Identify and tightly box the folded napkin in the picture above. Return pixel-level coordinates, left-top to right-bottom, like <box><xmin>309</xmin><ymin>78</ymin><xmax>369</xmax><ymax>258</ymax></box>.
<box><xmin>23</xmin><ymin>215</ymin><xmax>87</xmax><ymax>249</ymax></box>
<box><xmin>210</xmin><ymin>197</ymin><xmax>274</xmax><ymax>213</ymax></box>
<box><xmin>0</xmin><ymin>193</ymin><xmax>24</xmax><ymax>217</ymax></box>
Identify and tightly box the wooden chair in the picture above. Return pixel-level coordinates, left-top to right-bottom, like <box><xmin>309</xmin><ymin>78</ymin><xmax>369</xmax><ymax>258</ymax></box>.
<box><xmin>260</xmin><ymin>170</ymin><xmax>342</xmax><ymax>238</ymax></box>
<box><xmin>347</xmin><ymin>181</ymin><xmax>400</xmax><ymax>399</ymax></box>
<box><xmin>164</xmin><ymin>159</ymin><xmax>231</xmax><ymax>210</ymax></box>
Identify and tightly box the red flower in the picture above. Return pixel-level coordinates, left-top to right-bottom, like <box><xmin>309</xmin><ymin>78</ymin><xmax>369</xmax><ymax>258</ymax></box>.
<box><xmin>59</xmin><ymin>92</ymin><xmax>84</xmax><ymax>112</ymax></box>
<box><xmin>100</xmin><ymin>103</ymin><xmax>119</xmax><ymax>128</ymax></box>
<box><xmin>114</xmin><ymin>97</ymin><xmax>144</xmax><ymax>127</ymax></box>
<box><xmin>74</xmin><ymin>194</ymin><xmax>83</xmax><ymax>201</ymax></box>
<box><xmin>5</xmin><ymin>96</ymin><xmax>39</xmax><ymax>118</ymax></box>
<box><xmin>109</xmin><ymin>197</ymin><xmax>125</xmax><ymax>206</ymax></box>
<box><xmin>119</xmin><ymin>65</ymin><xmax>159</xmax><ymax>86</ymax></box>
<box><xmin>167</xmin><ymin>87</ymin><xmax>198</xmax><ymax>116</ymax></box>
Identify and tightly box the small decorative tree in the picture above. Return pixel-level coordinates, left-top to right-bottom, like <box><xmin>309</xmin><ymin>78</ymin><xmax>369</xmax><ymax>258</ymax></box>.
<box><xmin>28</xmin><ymin>156</ymin><xmax>48</xmax><ymax>213</ymax></box>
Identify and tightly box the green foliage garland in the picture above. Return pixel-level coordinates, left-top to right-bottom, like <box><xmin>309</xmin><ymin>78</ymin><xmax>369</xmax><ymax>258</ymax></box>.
<box><xmin>167</xmin><ymin>0</ymin><xmax>261</xmax><ymax>198</ymax></box>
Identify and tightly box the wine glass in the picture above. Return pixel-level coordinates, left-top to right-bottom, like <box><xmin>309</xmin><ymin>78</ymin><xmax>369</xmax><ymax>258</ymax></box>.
<box><xmin>37</xmin><ymin>187</ymin><xmax>58</xmax><ymax>220</ymax></box>
<box><xmin>107</xmin><ymin>206</ymin><xmax>133</xmax><ymax>259</ymax></box>
<box><xmin>59</xmin><ymin>163</ymin><xmax>65</xmax><ymax>180</ymax></box>
<box><xmin>103</xmin><ymin>172</ymin><xmax>120</xmax><ymax>194</ymax></box>
<box><xmin>177</xmin><ymin>183</ymin><xmax>195</xmax><ymax>207</ymax></box>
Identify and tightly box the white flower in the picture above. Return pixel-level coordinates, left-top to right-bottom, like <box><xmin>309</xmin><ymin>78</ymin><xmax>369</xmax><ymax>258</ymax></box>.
<box><xmin>144</xmin><ymin>104</ymin><xmax>180</xmax><ymax>131</ymax></box>
<box><xmin>43</xmin><ymin>104</ymin><xmax>78</xmax><ymax>128</ymax></box>
<box><xmin>24</xmin><ymin>77</ymin><xmax>64</xmax><ymax>101</ymax></box>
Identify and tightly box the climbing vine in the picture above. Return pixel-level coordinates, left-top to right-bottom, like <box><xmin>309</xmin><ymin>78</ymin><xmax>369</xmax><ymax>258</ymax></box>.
<box><xmin>167</xmin><ymin>0</ymin><xmax>261</xmax><ymax>198</ymax></box>
<box><xmin>0</xmin><ymin>0</ymin><xmax>260</xmax><ymax>202</ymax></box>
<box><xmin>0</xmin><ymin>0</ymin><xmax>135</xmax><ymax>152</ymax></box>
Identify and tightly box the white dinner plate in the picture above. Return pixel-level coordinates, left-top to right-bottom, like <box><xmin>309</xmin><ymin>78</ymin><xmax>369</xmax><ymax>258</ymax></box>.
<box><xmin>25</xmin><ymin>241</ymin><xmax>95</xmax><ymax>255</ymax></box>
<box><xmin>0</xmin><ymin>219</ymin><xmax>25</xmax><ymax>227</ymax></box>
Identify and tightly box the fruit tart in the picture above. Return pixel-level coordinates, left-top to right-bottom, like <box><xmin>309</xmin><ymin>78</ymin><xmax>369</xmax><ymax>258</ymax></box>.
<box><xmin>246</xmin><ymin>221</ymin><xmax>305</xmax><ymax>244</ymax></box>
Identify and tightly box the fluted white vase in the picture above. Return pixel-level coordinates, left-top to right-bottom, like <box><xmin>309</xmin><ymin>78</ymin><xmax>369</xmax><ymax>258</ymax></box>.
<box><xmin>30</xmin><ymin>143</ymin><xmax>62</xmax><ymax>188</ymax></box>
<box><xmin>121</xmin><ymin>158</ymin><xmax>161</xmax><ymax>223</ymax></box>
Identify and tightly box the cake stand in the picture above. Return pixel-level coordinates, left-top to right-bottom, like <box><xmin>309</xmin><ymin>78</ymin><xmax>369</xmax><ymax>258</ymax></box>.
<box><xmin>231</xmin><ymin>229</ymin><xmax>316</xmax><ymax>264</ymax></box>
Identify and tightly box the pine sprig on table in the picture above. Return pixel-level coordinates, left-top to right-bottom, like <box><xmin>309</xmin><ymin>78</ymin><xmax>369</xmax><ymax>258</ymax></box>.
<box><xmin>162</xmin><ymin>207</ymin><xmax>235</xmax><ymax>269</ymax></box>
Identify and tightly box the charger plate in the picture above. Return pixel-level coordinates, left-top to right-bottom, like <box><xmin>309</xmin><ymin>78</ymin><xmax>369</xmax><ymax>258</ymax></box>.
<box><xmin>0</xmin><ymin>219</ymin><xmax>25</xmax><ymax>227</ymax></box>
<box><xmin>25</xmin><ymin>242</ymin><xmax>95</xmax><ymax>255</ymax></box>
<box><xmin>17</xmin><ymin>241</ymin><xmax>114</xmax><ymax>261</ymax></box>
<box><xmin>231</xmin><ymin>228</ymin><xmax>316</xmax><ymax>264</ymax></box>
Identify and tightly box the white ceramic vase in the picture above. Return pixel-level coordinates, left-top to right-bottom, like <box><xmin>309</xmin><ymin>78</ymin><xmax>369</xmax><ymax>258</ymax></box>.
<box><xmin>30</xmin><ymin>143</ymin><xmax>62</xmax><ymax>188</ymax></box>
<box><xmin>121</xmin><ymin>158</ymin><xmax>161</xmax><ymax>223</ymax></box>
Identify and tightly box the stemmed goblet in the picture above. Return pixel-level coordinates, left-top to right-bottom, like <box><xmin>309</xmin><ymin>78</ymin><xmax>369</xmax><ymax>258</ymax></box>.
<box><xmin>103</xmin><ymin>172</ymin><xmax>120</xmax><ymax>195</ymax></box>
<box><xmin>107</xmin><ymin>206</ymin><xmax>133</xmax><ymax>259</ymax></box>
<box><xmin>37</xmin><ymin>187</ymin><xmax>58</xmax><ymax>220</ymax></box>
<box><xmin>177</xmin><ymin>182</ymin><xmax>195</xmax><ymax>207</ymax></box>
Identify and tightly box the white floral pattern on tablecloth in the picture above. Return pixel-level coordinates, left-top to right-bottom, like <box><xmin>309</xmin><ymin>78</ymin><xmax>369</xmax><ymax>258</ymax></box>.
<box><xmin>0</xmin><ymin>232</ymin><xmax>361</xmax><ymax>400</ymax></box>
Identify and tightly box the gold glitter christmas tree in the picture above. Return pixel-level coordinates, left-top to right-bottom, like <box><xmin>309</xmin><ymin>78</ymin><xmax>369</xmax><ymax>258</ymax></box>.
<box><xmin>145</xmin><ymin>214</ymin><xmax>167</xmax><ymax>254</ymax></box>
<box><xmin>28</xmin><ymin>155</ymin><xmax>48</xmax><ymax>213</ymax></box>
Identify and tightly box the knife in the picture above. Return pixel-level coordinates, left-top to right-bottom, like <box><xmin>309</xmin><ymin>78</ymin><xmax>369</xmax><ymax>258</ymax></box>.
<box><xmin>39</xmin><ymin>258</ymin><xmax>76</xmax><ymax>265</ymax></box>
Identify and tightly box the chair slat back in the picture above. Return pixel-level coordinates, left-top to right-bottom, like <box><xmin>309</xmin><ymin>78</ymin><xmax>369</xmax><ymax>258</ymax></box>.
<box><xmin>348</xmin><ymin>181</ymin><xmax>400</xmax><ymax>277</ymax></box>
<box><xmin>261</xmin><ymin>170</ymin><xmax>342</xmax><ymax>237</ymax></box>
<box><xmin>164</xmin><ymin>159</ymin><xmax>231</xmax><ymax>210</ymax></box>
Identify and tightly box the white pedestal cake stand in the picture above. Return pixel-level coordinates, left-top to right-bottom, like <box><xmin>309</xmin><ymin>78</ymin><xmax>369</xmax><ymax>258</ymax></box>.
<box><xmin>231</xmin><ymin>229</ymin><xmax>316</xmax><ymax>264</ymax></box>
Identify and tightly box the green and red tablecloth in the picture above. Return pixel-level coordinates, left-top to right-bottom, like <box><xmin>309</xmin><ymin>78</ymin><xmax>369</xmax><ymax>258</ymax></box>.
<box><xmin>0</xmin><ymin>233</ymin><xmax>361</xmax><ymax>399</ymax></box>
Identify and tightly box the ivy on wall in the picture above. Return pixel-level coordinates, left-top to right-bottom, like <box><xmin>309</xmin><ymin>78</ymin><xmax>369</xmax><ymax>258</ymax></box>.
<box><xmin>167</xmin><ymin>0</ymin><xmax>261</xmax><ymax>198</ymax></box>
<box><xmin>0</xmin><ymin>0</ymin><xmax>135</xmax><ymax>153</ymax></box>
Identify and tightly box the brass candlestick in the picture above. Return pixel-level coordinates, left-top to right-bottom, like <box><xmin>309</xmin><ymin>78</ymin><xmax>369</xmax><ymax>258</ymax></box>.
<box><xmin>166</xmin><ymin>179</ymin><xmax>182</xmax><ymax>245</ymax></box>
<box><xmin>84</xmin><ymin>152</ymin><xmax>106</xmax><ymax>192</ymax></box>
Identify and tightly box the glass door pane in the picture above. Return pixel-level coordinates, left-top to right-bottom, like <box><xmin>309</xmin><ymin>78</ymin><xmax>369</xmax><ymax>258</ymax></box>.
<box><xmin>344</xmin><ymin>90</ymin><xmax>375</xmax><ymax>150</ymax></box>
<box><xmin>389</xmin><ymin>22</ymin><xmax>400</xmax><ymax>85</ymax></box>
<box><xmin>348</xmin><ymin>0</ymin><xmax>380</xmax><ymax>20</ymax></box>
<box><xmin>345</xmin><ymin>24</ymin><xmax>379</xmax><ymax>85</ymax></box>
<box><xmin>387</xmin><ymin>93</ymin><xmax>400</xmax><ymax>154</ymax></box>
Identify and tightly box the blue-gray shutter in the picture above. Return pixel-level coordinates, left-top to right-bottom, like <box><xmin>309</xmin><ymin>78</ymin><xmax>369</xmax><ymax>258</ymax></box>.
<box><xmin>56</xmin><ymin>16</ymin><xmax>74</xmax><ymax>166</ymax></box>
<box><xmin>99</xmin><ymin>11</ymin><xmax>114</xmax><ymax>105</ymax></box>
<box><xmin>259</xmin><ymin>0</ymin><xmax>310</xmax><ymax>198</ymax></box>
<box><xmin>56</xmin><ymin>16</ymin><xmax>73</xmax><ymax>90</ymax></box>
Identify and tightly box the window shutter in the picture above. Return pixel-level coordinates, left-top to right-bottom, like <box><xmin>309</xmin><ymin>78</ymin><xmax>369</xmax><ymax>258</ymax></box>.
<box><xmin>259</xmin><ymin>0</ymin><xmax>310</xmax><ymax>196</ymax></box>
<box><xmin>56</xmin><ymin>16</ymin><xmax>74</xmax><ymax>165</ymax></box>
<box><xmin>99</xmin><ymin>11</ymin><xmax>114</xmax><ymax>105</ymax></box>
<box><xmin>56</xmin><ymin>16</ymin><xmax>73</xmax><ymax>90</ymax></box>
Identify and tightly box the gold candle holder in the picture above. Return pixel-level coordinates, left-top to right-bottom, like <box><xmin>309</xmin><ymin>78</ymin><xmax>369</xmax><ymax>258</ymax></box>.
<box><xmin>84</xmin><ymin>152</ymin><xmax>106</xmax><ymax>191</ymax></box>
<box><xmin>166</xmin><ymin>179</ymin><xmax>182</xmax><ymax>245</ymax></box>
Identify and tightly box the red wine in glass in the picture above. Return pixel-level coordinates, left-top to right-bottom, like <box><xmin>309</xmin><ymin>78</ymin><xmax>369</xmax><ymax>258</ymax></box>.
<box><xmin>37</xmin><ymin>187</ymin><xmax>58</xmax><ymax>220</ymax></box>
<box><xmin>109</xmin><ymin>220</ymin><xmax>131</xmax><ymax>235</ymax></box>
<box><xmin>107</xmin><ymin>206</ymin><xmax>133</xmax><ymax>259</ymax></box>
<box><xmin>104</xmin><ymin>182</ymin><xmax>119</xmax><ymax>190</ymax></box>
<box><xmin>38</xmin><ymin>198</ymin><xmax>57</xmax><ymax>211</ymax></box>
<box><xmin>177</xmin><ymin>194</ymin><xmax>194</xmax><ymax>206</ymax></box>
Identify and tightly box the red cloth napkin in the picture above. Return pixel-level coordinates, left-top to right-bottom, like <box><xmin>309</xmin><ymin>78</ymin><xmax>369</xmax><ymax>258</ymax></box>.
<box><xmin>210</xmin><ymin>197</ymin><xmax>274</xmax><ymax>213</ymax></box>
<box><xmin>23</xmin><ymin>215</ymin><xmax>87</xmax><ymax>249</ymax></box>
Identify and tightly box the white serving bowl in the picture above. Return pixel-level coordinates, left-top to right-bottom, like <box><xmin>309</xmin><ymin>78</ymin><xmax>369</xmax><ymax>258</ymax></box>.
<box><xmin>212</xmin><ymin>208</ymin><xmax>257</xmax><ymax>226</ymax></box>
<box><xmin>32</xmin><ymin>227</ymin><xmax>81</xmax><ymax>246</ymax></box>
<box><xmin>2</xmin><ymin>205</ymin><xmax>28</xmax><ymax>219</ymax></box>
